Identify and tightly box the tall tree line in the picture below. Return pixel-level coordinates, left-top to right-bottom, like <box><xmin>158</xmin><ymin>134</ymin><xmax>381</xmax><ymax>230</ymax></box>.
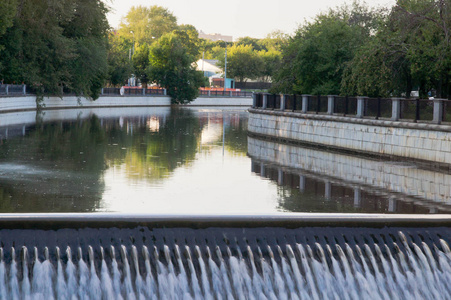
<box><xmin>272</xmin><ymin>0</ymin><xmax>451</xmax><ymax>99</ymax></box>
<box><xmin>0</xmin><ymin>0</ymin><xmax>109</xmax><ymax>99</ymax></box>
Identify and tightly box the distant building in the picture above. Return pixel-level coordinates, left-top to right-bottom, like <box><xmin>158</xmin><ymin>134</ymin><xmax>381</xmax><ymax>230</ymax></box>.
<box><xmin>196</xmin><ymin>59</ymin><xmax>222</xmax><ymax>77</ymax></box>
<box><xmin>195</xmin><ymin>59</ymin><xmax>235</xmax><ymax>89</ymax></box>
<box><xmin>198</xmin><ymin>30</ymin><xmax>233</xmax><ymax>42</ymax></box>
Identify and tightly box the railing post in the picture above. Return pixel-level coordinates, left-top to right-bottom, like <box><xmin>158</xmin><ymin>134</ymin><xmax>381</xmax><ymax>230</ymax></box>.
<box><xmin>23</xmin><ymin>85</ymin><xmax>27</xmax><ymax>95</ymax></box>
<box><xmin>391</xmin><ymin>97</ymin><xmax>402</xmax><ymax>121</ymax></box>
<box><xmin>280</xmin><ymin>94</ymin><xmax>285</xmax><ymax>111</ymax></box>
<box><xmin>376</xmin><ymin>97</ymin><xmax>381</xmax><ymax>119</ymax></box>
<box><xmin>262</xmin><ymin>93</ymin><xmax>268</xmax><ymax>109</ymax></box>
<box><xmin>252</xmin><ymin>93</ymin><xmax>257</xmax><ymax>108</ymax></box>
<box><xmin>356</xmin><ymin>96</ymin><xmax>367</xmax><ymax>118</ymax></box>
<box><xmin>163</xmin><ymin>89</ymin><xmax>167</xmax><ymax>96</ymax></box>
<box><xmin>229</xmin><ymin>90</ymin><xmax>233</xmax><ymax>97</ymax></box>
<box><xmin>5</xmin><ymin>85</ymin><xmax>9</xmax><ymax>95</ymax></box>
<box><xmin>414</xmin><ymin>99</ymin><xmax>420</xmax><ymax>122</ymax></box>
<box><xmin>433</xmin><ymin>99</ymin><xmax>445</xmax><ymax>124</ymax></box>
<box><xmin>208</xmin><ymin>90</ymin><xmax>211</xmax><ymax>97</ymax></box>
<box><xmin>142</xmin><ymin>88</ymin><xmax>145</xmax><ymax>95</ymax></box>
<box><xmin>327</xmin><ymin>95</ymin><xmax>336</xmax><ymax>115</ymax></box>
<box><xmin>344</xmin><ymin>95</ymin><xmax>349</xmax><ymax>115</ymax></box>
<box><xmin>301</xmin><ymin>95</ymin><xmax>309</xmax><ymax>113</ymax></box>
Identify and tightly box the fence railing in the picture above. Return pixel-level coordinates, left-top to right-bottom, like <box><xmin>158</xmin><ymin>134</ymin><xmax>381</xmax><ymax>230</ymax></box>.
<box><xmin>1</xmin><ymin>85</ymin><xmax>253</xmax><ymax>98</ymax></box>
<box><xmin>0</xmin><ymin>84</ymin><xmax>27</xmax><ymax>96</ymax></box>
<box><xmin>252</xmin><ymin>93</ymin><xmax>451</xmax><ymax>125</ymax></box>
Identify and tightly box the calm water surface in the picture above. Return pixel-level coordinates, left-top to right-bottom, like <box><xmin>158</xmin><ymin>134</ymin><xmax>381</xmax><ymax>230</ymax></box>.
<box><xmin>0</xmin><ymin>107</ymin><xmax>450</xmax><ymax>214</ymax></box>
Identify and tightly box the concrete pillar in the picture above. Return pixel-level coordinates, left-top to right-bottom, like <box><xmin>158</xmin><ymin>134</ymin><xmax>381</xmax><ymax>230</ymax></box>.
<box><xmin>299</xmin><ymin>175</ymin><xmax>306</xmax><ymax>191</ymax></box>
<box><xmin>354</xmin><ymin>188</ymin><xmax>361</xmax><ymax>208</ymax></box>
<box><xmin>301</xmin><ymin>95</ymin><xmax>309</xmax><ymax>113</ymax></box>
<box><xmin>433</xmin><ymin>99</ymin><xmax>445</xmax><ymax>124</ymax></box>
<box><xmin>280</xmin><ymin>94</ymin><xmax>285</xmax><ymax>111</ymax></box>
<box><xmin>325</xmin><ymin>181</ymin><xmax>332</xmax><ymax>200</ymax></box>
<box><xmin>356</xmin><ymin>96</ymin><xmax>368</xmax><ymax>118</ymax></box>
<box><xmin>229</xmin><ymin>91</ymin><xmax>233</xmax><ymax>97</ymax></box>
<box><xmin>252</xmin><ymin>93</ymin><xmax>257</xmax><ymax>108</ymax></box>
<box><xmin>142</xmin><ymin>88</ymin><xmax>146</xmax><ymax>95</ymax></box>
<box><xmin>208</xmin><ymin>90</ymin><xmax>211</xmax><ymax>97</ymax></box>
<box><xmin>22</xmin><ymin>126</ymin><xmax>26</xmax><ymax>136</ymax></box>
<box><xmin>23</xmin><ymin>85</ymin><xmax>27</xmax><ymax>95</ymax></box>
<box><xmin>327</xmin><ymin>95</ymin><xmax>336</xmax><ymax>115</ymax></box>
<box><xmin>278</xmin><ymin>168</ymin><xmax>284</xmax><ymax>185</ymax></box>
<box><xmin>260</xmin><ymin>163</ymin><xmax>266</xmax><ymax>177</ymax></box>
<box><xmin>388</xmin><ymin>197</ymin><xmax>396</xmax><ymax>212</ymax></box>
<box><xmin>391</xmin><ymin>98</ymin><xmax>402</xmax><ymax>121</ymax></box>
<box><xmin>262</xmin><ymin>93</ymin><xmax>268</xmax><ymax>109</ymax></box>
<box><xmin>5</xmin><ymin>85</ymin><xmax>8</xmax><ymax>95</ymax></box>
<box><xmin>163</xmin><ymin>89</ymin><xmax>167</xmax><ymax>96</ymax></box>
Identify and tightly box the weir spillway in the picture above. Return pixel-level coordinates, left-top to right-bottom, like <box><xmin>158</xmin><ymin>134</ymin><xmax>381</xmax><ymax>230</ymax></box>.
<box><xmin>0</xmin><ymin>214</ymin><xmax>450</xmax><ymax>299</ymax></box>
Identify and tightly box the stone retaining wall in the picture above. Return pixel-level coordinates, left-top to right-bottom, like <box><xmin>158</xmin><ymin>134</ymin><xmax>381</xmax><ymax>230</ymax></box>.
<box><xmin>248</xmin><ymin>109</ymin><xmax>451</xmax><ymax>166</ymax></box>
<box><xmin>0</xmin><ymin>95</ymin><xmax>252</xmax><ymax>113</ymax></box>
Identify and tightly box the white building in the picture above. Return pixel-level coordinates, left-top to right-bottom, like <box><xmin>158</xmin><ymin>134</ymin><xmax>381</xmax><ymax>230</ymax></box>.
<box><xmin>196</xmin><ymin>59</ymin><xmax>222</xmax><ymax>78</ymax></box>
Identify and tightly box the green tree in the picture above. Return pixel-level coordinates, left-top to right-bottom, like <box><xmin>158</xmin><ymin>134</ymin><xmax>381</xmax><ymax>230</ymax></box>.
<box><xmin>147</xmin><ymin>31</ymin><xmax>203</xmax><ymax>104</ymax></box>
<box><xmin>272</xmin><ymin>2</ymin><xmax>383</xmax><ymax>95</ymax></box>
<box><xmin>236</xmin><ymin>36</ymin><xmax>265</xmax><ymax>51</ymax></box>
<box><xmin>107</xmin><ymin>33</ymin><xmax>133</xmax><ymax>86</ymax></box>
<box><xmin>258</xmin><ymin>49</ymin><xmax>282</xmax><ymax>82</ymax></box>
<box><xmin>0</xmin><ymin>0</ymin><xmax>109</xmax><ymax>99</ymax></box>
<box><xmin>132</xmin><ymin>43</ymin><xmax>151</xmax><ymax>88</ymax></box>
<box><xmin>342</xmin><ymin>0</ymin><xmax>451</xmax><ymax>98</ymax></box>
<box><xmin>0</xmin><ymin>0</ymin><xmax>16</xmax><ymax>36</ymax></box>
<box><xmin>217</xmin><ymin>44</ymin><xmax>263</xmax><ymax>83</ymax></box>
<box><xmin>118</xmin><ymin>5</ymin><xmax>177</xmax><ymax>44</ymax></box>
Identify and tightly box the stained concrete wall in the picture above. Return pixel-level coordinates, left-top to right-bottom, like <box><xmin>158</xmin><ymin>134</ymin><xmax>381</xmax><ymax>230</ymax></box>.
<box><xmin>0</xmin><ymin>95</ymin><xmax>252</xmax><ymax>114</ymax></box>
<box><xmin>248</xmin><ymin>137</ymin><xmax>451</xmax><ymax>205</ymax></box>
<box><xmin>248</xmin><ymin>109</ymin><xmax>451</xmax><ymax>166</ymax></box>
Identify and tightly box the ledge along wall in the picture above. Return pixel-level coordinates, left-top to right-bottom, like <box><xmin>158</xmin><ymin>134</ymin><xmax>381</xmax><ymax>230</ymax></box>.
<box><xmin>0</xmin><ymin>95</ymin><xmax>252</xmax><ymax>114</ymax></box>
<box><xmin>248</xmin><ymin>136</ymin><xmax>451</xmax><ymax>209</ymax></box>
<box><xmin>248</xmin><ymin>108</ymin><xmax>451</xmax><ymax>167</ymax></box>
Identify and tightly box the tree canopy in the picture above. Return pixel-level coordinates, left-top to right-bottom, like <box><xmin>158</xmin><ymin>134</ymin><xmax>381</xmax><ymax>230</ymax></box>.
<box><xmin>147</xmin><ymin>31</ymin><xmax>203</xmax><ymax>104</ymax></box>
<box><xmin>0</xmin><ymin>0</ymin><xmax>110</xmax><ymax>99</ymax></box>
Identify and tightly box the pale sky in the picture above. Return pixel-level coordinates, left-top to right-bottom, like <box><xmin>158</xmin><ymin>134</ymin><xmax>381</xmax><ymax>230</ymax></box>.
<box><xmin>106</xmin><ymin>0</ymin><xmax>396</xmax><ymax>40</ymax></box>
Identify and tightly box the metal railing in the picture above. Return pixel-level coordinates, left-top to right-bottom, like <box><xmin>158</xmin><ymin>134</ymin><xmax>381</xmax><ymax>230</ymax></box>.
<box><xmin>1</xmin><ymin>86</ymin><xmax>252</xmax><ymax>98</ymax></box>
<box><xmin>0</xmin><ymin>84</ymin><xmax>27</xmax><ymax>96</ymax></box>
<box><xmin>252</xmin><ymin>93</ymin><xmax>451</xmax><ymax>125</ymax></box>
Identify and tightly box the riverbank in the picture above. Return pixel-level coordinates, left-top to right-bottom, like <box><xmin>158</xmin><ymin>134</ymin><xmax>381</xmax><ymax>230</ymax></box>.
<box><xmin>248</xmin><ymin>108</ymin><xmax>451</xmax><ymax>168</ymax></box>
<box><xmin>0</xmin><ymin>95</ymin><xmax>252</xmax><ymax>114</ymax></box>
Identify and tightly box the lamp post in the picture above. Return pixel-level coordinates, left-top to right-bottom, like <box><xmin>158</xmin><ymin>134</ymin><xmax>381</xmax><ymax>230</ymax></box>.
<box><xmin>219</xmin><ymin>39</ymin><xmax>227</xmax><ymax>92</ymax></box>
<box><xmin>128</xmin><ymin>30</ymin><xmax>135</xmax><ymax>87</ymax></box>
<box><xmin>224</xmin><ymin>42</ymin><xmax>227</xmax><ymax>92</ymax></box>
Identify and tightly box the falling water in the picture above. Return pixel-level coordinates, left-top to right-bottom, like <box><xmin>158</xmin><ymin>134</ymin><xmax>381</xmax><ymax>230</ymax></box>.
<box><xmin>0</xmin><ymin>230</ymin><xmax>448</xmax><ymax>299</ymax></box>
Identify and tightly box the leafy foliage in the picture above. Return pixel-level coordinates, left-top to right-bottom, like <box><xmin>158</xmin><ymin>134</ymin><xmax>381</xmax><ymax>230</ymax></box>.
<box><xmin>0</xmin><ymin>0</ymin><xmax>109</xmax><ymax>99</ymax></box>
<box><xmin>272</xmin><ymin>2</ymin><xmax>384</xmax><ymax>95</ymax></box>
<box><xmin>147</xmin><ymin>31</ymin><xmax>203</xmax><ymax>104</ymax></box>
<box><xmin>217</xmin><ymin>44</ymin><xmax>263</xmax><ymax>83</ymax></box>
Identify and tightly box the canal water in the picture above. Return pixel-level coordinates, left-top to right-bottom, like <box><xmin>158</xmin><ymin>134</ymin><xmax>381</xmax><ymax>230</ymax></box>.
<box><xmin>0</xmin><ymin>106</ymin><xmax>449</xmax><ymax>214</ymax></box>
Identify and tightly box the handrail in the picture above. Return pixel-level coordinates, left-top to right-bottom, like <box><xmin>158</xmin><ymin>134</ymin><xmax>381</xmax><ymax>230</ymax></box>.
<box><xmin>252</xmin><ymin>93</ymin><xmax>450</xmax><ymax>125</ymax></box>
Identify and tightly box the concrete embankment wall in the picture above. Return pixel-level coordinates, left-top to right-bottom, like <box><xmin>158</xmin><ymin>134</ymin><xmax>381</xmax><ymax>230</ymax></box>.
<box><xmin>0</xmin><ymin>95</ymin><xmax>252</xmax><ymax>113</ymax></box>
<box><xmin>248</xmin><ymin>109</ymin><xmax>451</xmax><ymax>166</ymax></box>
<box><xmin>248</xmin><ymin>137</ymin><xmax>451</xmax><ymax>206</ymax></box>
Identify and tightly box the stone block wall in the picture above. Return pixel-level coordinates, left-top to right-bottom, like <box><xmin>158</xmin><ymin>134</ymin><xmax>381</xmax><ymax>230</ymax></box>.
<box><xmin>248</xmin><ymin>109</ymin><xmax>451</xmax><ymax>166</ymax></box>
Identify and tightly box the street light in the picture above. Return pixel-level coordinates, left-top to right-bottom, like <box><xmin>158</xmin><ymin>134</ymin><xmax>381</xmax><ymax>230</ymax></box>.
<box><xmin>219</xmin><ymin>39</ymin><xmax>227</xmax><ymax>92</ymax></box>
<box><xmin>129</xmin><ymin>30</ymin><xmax>135</xmax><ymax>61</ymax></box>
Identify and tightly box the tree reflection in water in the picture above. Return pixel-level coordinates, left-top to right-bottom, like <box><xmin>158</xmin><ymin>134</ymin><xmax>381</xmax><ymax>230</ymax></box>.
<box><xmin>0</xmin><ymin>108</ymin><xmax>239</xmax><ymax>212</ymax></box>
